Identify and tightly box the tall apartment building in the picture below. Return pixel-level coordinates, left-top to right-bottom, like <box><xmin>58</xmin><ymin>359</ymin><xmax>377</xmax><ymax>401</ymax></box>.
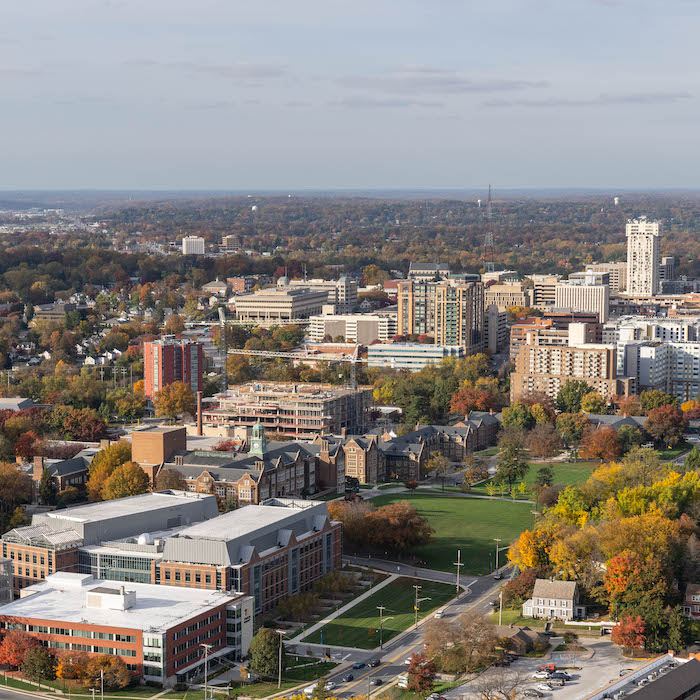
<box><xmin>221</xmin><ymin>234</ymin><xmax>242</xmax><ymax>252</ymax></box>
<box><xmin>288</xmin><ymin>277</ymin><xmax>358</xmax><ymax>313</ymax></box>
<box><xmin>202</xmin><ymin>382</ymin><xmax>373</xmax><ymax>437</ymax></box>
<box><xmin>143</xmin><ymin>337</ymin><xmax>203</xmax><ymax>400</ymax></box>
<box><xmin>659</xmin><ymin>256</ymin><xmax>675</xmax><ymax>282</ymax></box>
<box><xmin>585</xmin><ymin>262</ymin><xmax>628</xmax><ymax>293</ymax></box>
<box><xmin>484</xmin><ymin>282</ymin><xmax>532</xmax><ymax>311</ymax></box>
<box><xmin>308</xmin><ymin>313</ymin><xmax>397</xmax><ymax>343</ymax></box>
<box><xmin>528</xmin><ymin>274</ymin><xmax>562</xmax><ymax>308</ymax></box>
<box><xmin>397</xmin><ymin>281</ymin><xmax>484</xmax><ymax>352</ymax></box>
<box><xmin>626</xmin><ymin>217</ymin><xmax>661</xmax><ymax>296</ymax></box>
<box><xmin>554</xmin><ymin>272</ymin><xmax>610</xmax><ymax>322</ymax></box>
<box><xmin>510</xmin><ymin>324</ymin><xmax>634</xmax><ymax>402</ymax></box>
<box><xmin>181</xmin><ymin>235</ymin><xmax>205</xmax><ymax>256</ymax></box>
<box><xmin>485</xmin><ymin>304</ymin><xmax>508</xmax><ymax>354</ymax></box>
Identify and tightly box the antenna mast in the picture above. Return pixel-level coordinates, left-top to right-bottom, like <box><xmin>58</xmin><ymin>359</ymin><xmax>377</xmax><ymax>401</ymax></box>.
<box><xmin>483</xmin><ymin>184</ymin><xmax>495</xmax><ymax>273</ymax></box>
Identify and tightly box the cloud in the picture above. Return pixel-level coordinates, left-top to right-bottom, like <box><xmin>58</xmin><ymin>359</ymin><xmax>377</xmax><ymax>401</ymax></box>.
<box><xmin>124</xmin><ymin>59</ymin><xmax>286</xmax><ymax>80</ymax></box>
<box><xmin>335</xmin><ymin>68</ymin><xmax>548</xmax><ymax>95</ymax></box>
<box><xmin>330</xmin><ymin>96</ymin><xmax>444</xmax><ymax>109</ymax></box>
<box><xmin>0</xmin><ymin>66</ymin><xmax>44</xmax><ymax>76</ymax></box>
<box><xmin>483</xmin><ymin>91</ymin><xmax>693</xmax><ymax>108</ymax></box>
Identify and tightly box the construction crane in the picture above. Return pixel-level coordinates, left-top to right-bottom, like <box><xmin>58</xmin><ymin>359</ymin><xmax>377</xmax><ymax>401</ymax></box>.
<box><xmin>483</xmin><ymin>184</ymin><xmax>495</xmax><ymax>273</ymax></box>
<box><xmin>218</xmin><ymin>306</ymin><xmax>228</xmax><ymax>394</ymax></box>
<box><xmin>226</xmin><ymin>347</ymin><xmax>369</xmax><ymax>390</ymax></box>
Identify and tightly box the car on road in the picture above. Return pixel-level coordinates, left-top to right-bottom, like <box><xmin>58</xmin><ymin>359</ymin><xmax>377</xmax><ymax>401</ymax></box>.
<box><xmin>352</xmin><ymin>662</ymin><xmax>366</xmax><ymax>669</ymax></box>
<box><xmin>325</xmin><ymin>682</ymin><xmax>337</xmax><ymax>691</ymax></box>
<box><xmin>434</xmin><ymin>610</ymin><xmax>444</xmax><ymax>619</ymax></box>
<box><xmin>493</xmin><ymin>572</ymin><xmax>503</xmax><ymax>580</ymax></box>
<box><xmin>533</xmin><ymin>670</ymin><xmax>552</xmax><ymax>680</ymax></box>
<box><xmin>371</xmin><ymin>679</ymin><xmax>383</xmax><ymax>686</ymax></box>
<box><xmin>369</xmin><ymin>659</ymin><xmax>381</xmax><ymax>667</ymax></box>
<box><xmin>342</xmin><ymin>674</ymin><xmax>354</xmax><ymax>683</ymax></box>
<box><xmin>404</xmin><ymin>658</ymin><xmax>412</xmax><ymax>665</ymax></box>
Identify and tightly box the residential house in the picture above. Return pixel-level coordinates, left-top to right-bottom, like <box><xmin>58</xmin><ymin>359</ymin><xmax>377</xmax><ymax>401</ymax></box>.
<box><xmin>683</xmin><ymin>584</ymin><xmax>700</xmax><ymax>619</ymax></box>
<box><xmin>522</xmin><ymin>579</ymin><xmax>585</xmax><ymax>621</ymax></box>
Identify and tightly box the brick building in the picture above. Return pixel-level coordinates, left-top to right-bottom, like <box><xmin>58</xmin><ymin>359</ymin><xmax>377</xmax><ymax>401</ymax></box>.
<box><xmin>0</xmin><ymin>572</ymin><xmax>253</xmax><ymax>685</ymax></box>
<box><xmin>143</xmin><ymin>337</ymin><xmax>203</xmax><ymax>400</ymax></box>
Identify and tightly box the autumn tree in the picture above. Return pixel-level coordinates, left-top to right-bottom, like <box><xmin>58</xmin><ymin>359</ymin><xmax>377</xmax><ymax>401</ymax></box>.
<box><xmin>555</xmin><ymin>413</ymin><xmax>590</xmax><ymax>452</ymax></box>
<box><xmin>154</xmin><ymin>381</ymin><xmax>196</xmax><ymax>421</ymax></box>
<box><xmin>155</xmin><ymin>467</ymin><xmax>187</xmax><ymax>491</ymax></box>
<box><xmin>426</xmin><ymin>453</ymin><xmax>452</xmax><ymax>490</ymax></box>
<box><xmin>163</xmin><ymin>313</ymin><xmax>185</xmax><ymax>335</ymax></box>
<box><xmin>101</xmin><ymin>462</ymin><xmax>150</xmax><ymax>501</ymax></box>
<box><xmin>580</xmin><ymin>391</ymin><xmax>607</xmax><ymax>415</ymax></box>
<box><xmin>226</xmin><ymin>354</ymin><xmax>252</xmax><ymax>385</ymax></box>
<box><xmin>501</xmin><ymin>402</ymin><xmax>534</xmax><ymax>431</ymax></box>
<box><xmin>640</xmin><ymin>390</ymin><xmax>678</xmax><ymax>414</ymax></box>
<box><xmin>617</xmin><ymin>395</ymin><xmax>643</xmax><ymax>417</ymax></box>
<box><xmin>0</xmin><ymin>463</ymin><xmax>32</xmax><ymax>531</ymax></box>
<box><xmin>579</xmin><ymin>427</ymin><xmax>621</xmax><ymax>462</ymax></box>
<box><xmin>407</xmin><ymin>652</ymin><xmax>436</xmax><ymax>692</ymax></box>
<box><xmin>556</xmin><ymin>380</ymin><xmax>591</xmax><ymax>413</ymax></box>
<box><xmin>14</xmin><ymin>430</ymin><xmax>38</xmax><ymax>458</ymax></box>
<box><xmin>525</xmin><ymin>423</ymin><xmax>562</xmax><ymax>459</ymax></box>
<box><xmin>645</xmin><ymin>404</ymin><xmax>687</xmax><ymax>447</ymax></box>
<box><xmin>0</xmin><ymin>630</ymin><xmax>38</xmax><ymax>668</ymax></box>
<box><xmin>83</xmin><ymin>655</ymin><xmax>132</xmax><ymax>691</ymax></box>
<box><xmin>449</xmin><ymin>387</ymin><xmax>499</xmax><ymax>415</ymax></box>
<box><xmin>611</xmin><ymin>615</ymin><xmax>646</xmax><ymax>655</ymax></box>
<box><xmin>86</xmin><ymin>441</ymin><xmax>132</xmax><ymax>501</ymax></box>
<box><xmin>618</xmin><ymin>424</ymin><xmax>643</xmax><ymax>454</ymax></box>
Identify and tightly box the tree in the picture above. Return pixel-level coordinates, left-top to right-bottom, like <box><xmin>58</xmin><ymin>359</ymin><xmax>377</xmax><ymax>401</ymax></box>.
<box><xmin>645</xmin><ymin>404</ymin><xmax>687</xmax><ymax>447</ymax></box>
<box><xmin>406</xmin><ymin>652</ymin><xmax>436</xmax><ymax>693</ymax></box>
<box><xmin>14</xmin><ymin>430</ymin><xmax>38</xmax><ymax>458</ymax></box>
<box><xmin>155</xmin><ymin>467</ymin><xmax>187</xmax><ymax>491</ymax></box>
<box><xmin>496</xmin><ymin>449</ymin><xmax>529</xmax><ymax>489</ymax></box>
<box><xmin>450</xmin><ymin>387</ymin><xmax>499</xmax><ymax>415</ymax></box>
<box><xmin>525</xmin><ymin>423</ymin><xmax>562</xmax><ymax>459</ymax></box>
<box><xmin>470</xmin><ymin>669</ymin><xmax>529</xmax><ymax>700</ymax></box>
<box><xmin>249</xmin><ymin>628</ymin><xmax>283</xmax><ymax>679</ymax></box>
<box><xmin>686</xmin><ymin>445</ymin><xmax>700</xmax><ymax>470</ymax></box>
<box><xmin>501</xmin><ymin>402</ymin><xmax>534</xmax><ymax>431</ymax></box>
<box><xmin>0</xmin><ymin>630</ymin><xmax>38</xmax><ymax>668</ymax></box>
<box><xmin>618</xmin><ymin>424</ymin><xmax>643</xmax><ymax>454</ymax></box>
<box><xmin>86</xmin><ymin>441</ymin><xmax>132</xmax><ymax>501</ymax></box>
<box><xmin>39</xmin><ymin>468</ymin><xmax>58</xmax><ymax>505</ymax></box>
<box><xmin>666</xmin><ymin>606</ymin><xmax>690</xmax><ymax>652</ymax></box>
<box><xmin>640</xmin><ymin>390</ymin><xmax>678</xmax><ymax>414</ymax></box>
<box><xmin>579</xmin><ymin>427</ymin><xmax>621</xmax><ymax>462</ymax></box>
<box><xmin>426</xmin><ymin>453</ymin><xmax>452</xmax><ymax>490</ymax></box>
<box><xmin>617</xmin><ymin>395</ymin><xmax>643</xmax><ymax>417</ymax></box>
<box><xmin>0</xmin><ymin>463</ymin><xmax>32</xmax><ymax>532</ymax></box>
<box><xmin>557</xmin><ymin>380</ymin><xmax>592</xmax><ymax>413</ymax></box>
<box><xmin>62</xmin><ymin>408</ymin><xmax>107</xmax><ymax>442</ymax></box>
<box><xmin>611</xmin><ymin>615</ymin><xmax>646</xmax><ymax>654</ymax></box>
<box><xmin>154</xmin><ymin>381</ymin><xmax>196</xmax><ymax>421</ymax></box>
<box><xmin>22</xmin><ymin>647</ymin><xmax>56</xmax><ymax>686</ymax></box>
<box><xmin>556</xmin><ymin>413</ymin><xmax>590</xmax><ymax>451</ymax></box>
<box><xmin>163</xmin><ymin>313</ymin><xmax>185</xmax><ymax>335</ymax></box>
<box><xmin>581</xmin><ymin>391</ymin><xmax>607</xmax><ymax>414</ymax></box>
<box><xmin>101</xmin><ymin>462</ymin><xmax>150</xmax><ymax>501</ymax></box>
<box><xmin>226</xmin><ymin>354</ymin><xmax>251</xmax><ymax>385</ymax></box>
<box><xmin>83</xmin><ymin>655</ymin><xmax>132</xmax><ymax>690</ymax></box>
<box><xmin>534</xmin><ymin>465</ymin><xmax>554</xmax><ymax>488</ymax></box>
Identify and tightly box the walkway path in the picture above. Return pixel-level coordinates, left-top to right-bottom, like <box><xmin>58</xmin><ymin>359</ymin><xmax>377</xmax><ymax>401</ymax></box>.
<box><xmin>289</xmin><ymin>574</ymin><xmax>398</xmax><ymax>643</ymax></box>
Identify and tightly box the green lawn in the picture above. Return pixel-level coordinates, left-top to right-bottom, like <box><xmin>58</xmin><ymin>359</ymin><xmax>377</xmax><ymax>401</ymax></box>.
<box><xmin>475</xmin><ymin>447</ymin><xmax>500</xmax><ymax>457</ymax></box>
<box><xmin>302</xmin><ymin>578</ymin><xmax>455</xmax><ymax>649</ymax></box>
<box><xmin>377</xmin><ymin>482</ymin><xmax>404</xmax><ymax>490</ymax></box>
<box><xmin>370</xmin><ymin>493</ymin><xmax>535</xmax><ymax>575</ymax></box>
<box><xmin>657</xmin><ymin>444</ymin><xmax>691</xmax><ymax>461</ymax></box>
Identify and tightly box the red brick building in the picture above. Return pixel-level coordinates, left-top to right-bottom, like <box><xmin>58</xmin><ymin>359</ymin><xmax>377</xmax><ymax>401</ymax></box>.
<box><xmin>143</xmin><ymin>337</ymin><xmax>203</xmax><ymax>400</ymax></box>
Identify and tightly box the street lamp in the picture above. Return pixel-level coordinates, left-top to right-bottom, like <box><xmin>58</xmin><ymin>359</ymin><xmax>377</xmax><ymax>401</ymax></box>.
<box><xmin>377</xmin><ymin>606</ymin><xmax>394</xmax><ymax>649</ymax></box>
<box><xmin>453</xmin><ymin>549</ymin><xmax>463</xmax><ymax>594</ymax></box>
<box><xmin>413</xmin><ymin>585</ymin><xmax>431</xmax><ymax>629</ymax></box>
<box><xmin>275</xmin><ymin>629</ymin><xmax>287</xmax><ymax>689</ymax></box>
<box><xmin>200</xmin><ymin>643</ymin><xmax>214</xmax><ymax>700</ymax></box>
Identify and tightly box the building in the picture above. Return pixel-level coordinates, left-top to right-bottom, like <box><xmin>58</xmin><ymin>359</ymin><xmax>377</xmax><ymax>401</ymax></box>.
<box><xmin>484</xmin><ymin>304</ymin><xmax>507</xmax><ymax>354</ymax></box>
<box><xmin>683</xmin><ymin>584</ymin><xmax>700</xmax><ymax>619</ymax></box>
<box><xmin>287</xmin><ymin>277</ymin><xmax>358</xmax><ymax>313</ymax></box>
<box><xmin>522</xmin><ymin>579</ymin><xmax>585</xmax><ymax>620</ymax></box>
<box><xmin>408</xmin><ymin>263</ymin><xmax>450</xmax><ymax>281</ymax></box>
<box><xmin>397</xmin><ymin>280</ymin><xmax>484</xmax><ymax>351</ymax></box>
<box><xmin>157</xmin><ymin>498</ymin><xmax>341</xmax><ymax>615</ymax></box>
<box><xmin>367</xmin><ymin>343</ymin><xmax>465</xmax><ymax>371</ymax></box>
<box><xmin>32</xmin><ymin>302</ymin><xmax>77</xmax><ymax>323</ymax></box>
<box><xmin>143</xmin><ymin>337</ymin><xmax>204</xmax><ymax>400</ymax></box>
<box><xmin>233</xmin><ymin>286</ymin><xmax>328</xmax><ymax>321</ymax></box>
<box><xmin>181</xmin><ymin>236</ymin><xmax>205</xmax><ymax>256</ymax></box>
<box><xmin>660</xmin><ymin>255</ymin><xmax>675</xmax><ymax>282</ymax></box>
<box><xmin>0</xmin><ymin>397</ymin><xmax>34</xmax><ymax>411</ymax></box>
<box><xmin>510</xmin><ymin>325</ymin><xmax>634</xmax><ymax>402</ymax></box>
<box><xmin>221</xmin><ymin>234</ymin><xmax>242</xmax><ymax>252</ymax></box>
<box><xmin>484</xmin><ymin>282</ymin><xmax>532</xmax><ymax>311</ymax></box>
<box><xmin>1</xmin><ymin>491</ymin><xmax>219</xmax><ymax>594</ymax></box>
<box><xmin>0</xmin><ymin>559</ymin><xmax>12</xmax><ymax>605</ymax></box>
<box><xmin>311</xmin><ymin>433</ymin><xmax>384</xmax><ymax>485</ymax></box>
<box><xmin>28</xmin><ymin>450</ymin><xmax>99</xmax><ymax>500</ymax></box>
<box><xmin>626</xmin><ymin>217</ymin><xmax>661</xmax><ymax>296</ymax></box>
<box><xmin>0</xmin><ymin>572</ymin><xmax>253</xmax><ymax>685</ymax></box>
<box><xmin>481</xmin><ymin>270</ymin><xmax>519</xmax><ymax>284</ymax></box>
<box><xmin>509</xmin><ymin>318</ymin><xmax>568</xmax><ymax>360</ymax></box>
<box><xmin>227</xmin><ymin>276</ymin><xmax>264</xmax><ymax>294</ymax></box>
<box><xmin>308</xmin><ymin>313</ymin><xmax>397</xmax><ymax>344</ymax></box>
<box><xmin>528</xmin><ymin>274</ymin><xmax>562</xmax><ymax>308</ymax></box>
<box><xmin>554</xmin><ymin>272</ymin><xmax>610</xmax><ymax>322</ymax></box>
<box><xmin>133</xmin><ymin>424</ymin><xmax>322</xmax><ymax>503</ymax></box>
<box><xmin>202</xmin><ymin>382</ymin><xmax>372</xmax><ymax>437</ymax></box>
<box><xmin>202</xmin><ymin>279</ymin><xmax>230</xmax><ymax>296</ymax></box>
<box><xmin>585</xmin><ymin>261</ymin><xmax>628</xmax><ymax>293</ymax></box>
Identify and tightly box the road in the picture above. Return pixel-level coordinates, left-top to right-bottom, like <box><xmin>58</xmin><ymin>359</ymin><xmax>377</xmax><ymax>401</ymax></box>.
<box><xmin>286</xmin><ymin>572</ymin><xmax>505</xmax><ymax>698</ymax></box>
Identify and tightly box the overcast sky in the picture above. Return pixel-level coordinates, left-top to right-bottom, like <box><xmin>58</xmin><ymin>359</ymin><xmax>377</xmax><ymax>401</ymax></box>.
<box><xmin>2</xmin><ymin>0</ymin><xmax>698</xmax><ymax>190</ymax></box>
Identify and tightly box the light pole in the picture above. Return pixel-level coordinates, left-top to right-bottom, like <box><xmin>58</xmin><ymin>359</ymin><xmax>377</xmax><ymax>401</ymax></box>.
<box><xmin>498</xmin><ymin>590</ymin><xmax>503</xmax><ymax>627</ymax></box>
<box><xmin>276</xmin><ymin>629</ymin><xmax>287</xmax><ymax>689</ymax></box>
<box><xmin>377</xmin><ymin>606</ymin><xmax>394</xmax><ymax>649</ymax></box>
<box><xmin>200</xmin><ymin>643</ymin><xmax>214</xmax><ymax>700</ymax></box>
<box><xmin>453</xmin><ymin>549</ymin><xmax>463</xmax><ymax>594</ymax></box>
<box><xmin>493</xmin><ymin>538</ymin><xmax>502</xmax><ymax>573</ymax></box>
<box><xmin>413</xmin><ymin>585</ymin><xmax>431</xmax><ymax>629</ymax></box>
<box><xmin>100</xmin><ymin>669</ymin><xmax>104</xmax><ymax>700</ymax></box>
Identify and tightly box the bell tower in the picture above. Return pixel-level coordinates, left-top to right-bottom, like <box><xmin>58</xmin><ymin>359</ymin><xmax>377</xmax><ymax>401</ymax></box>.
<box><xmin>249</xmin><ymin>421</ymin><xmax>267</xmax><ymax>457</ymax></box>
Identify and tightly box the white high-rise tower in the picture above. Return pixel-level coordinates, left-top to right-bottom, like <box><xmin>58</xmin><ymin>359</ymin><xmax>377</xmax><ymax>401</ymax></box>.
<box><xmin>626</xmin><ymin>217</ymin><xmax>661</xmax><ymax>296</ymax></box>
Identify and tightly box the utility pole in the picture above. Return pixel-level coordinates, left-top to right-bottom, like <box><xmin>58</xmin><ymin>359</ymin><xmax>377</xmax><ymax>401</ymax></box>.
<box><xmin>100</xmin><ymin>669</ymin><xmax>104</xmax><ymax>700</ymax></box>
<box><xmin>413</xmin><ymin>585</ymin><xmax>431</xmax><ymax>629</ymax></box>
<box><xmin>276</xmin><ymin>629</ymin><xmax>286</xmax><ymax>689</ymax></box>
<box><xmin>494</xmin><ymin>538</ymin><xmax>502</xmax><ymax>575</ymax></box>
<box><xmin>377</xmin><ymin>606</ymin><xmax>393</xmax><ymax>649</ymax></box>
<box><xmin>453</xmin><ymin>549</ymin><xmax>463</xmax><ymax>594</ymax></box>
<box><xmin>200</xmin><ymin>643</ymin><xmax>213</xmax><ymax>700</ymax></box>
<box><xmin>498</xmin><ymin>590</ymin><xmax>503</xmax><ymax>627</ymax></box>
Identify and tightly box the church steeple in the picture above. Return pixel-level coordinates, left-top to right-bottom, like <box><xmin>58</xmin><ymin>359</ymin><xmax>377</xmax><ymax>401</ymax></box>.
<box><xmin>249</xmin><ymin>422</ymin><xmax>267</xmax><ymax>457</ymax></box>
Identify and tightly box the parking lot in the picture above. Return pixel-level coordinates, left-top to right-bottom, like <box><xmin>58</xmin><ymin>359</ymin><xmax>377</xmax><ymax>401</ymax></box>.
<box><xmin>446</xmin><ymin>636</ymin><xmax>646</xmax><ymax>700</ymax></box>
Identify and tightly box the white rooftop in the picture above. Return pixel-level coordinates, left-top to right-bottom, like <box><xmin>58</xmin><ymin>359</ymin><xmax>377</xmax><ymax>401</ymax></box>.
<box><xmin>42</xmin><ymin>490</ymin><xmax>212</xmax><ymax>524</ymax></box>
<box><xmin>2</xmin><ymin>574</ymin><xmax>238</xmax><ymax>633</ymax></box>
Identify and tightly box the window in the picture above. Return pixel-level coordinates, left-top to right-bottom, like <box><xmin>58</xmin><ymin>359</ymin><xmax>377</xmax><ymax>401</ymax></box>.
<box><xmin>185</xmin><ymin>572</ymin><xmax>191</xmax><ymax>582</ymax></box>
<box><xmin>175</xmin><ymin>572</ymin><xmax>181</xmax><ymax>581</ymax></box>
<box><xmin>195</xmin><ymin>573</ymin><xmax>201</xmax><ymax>583</ymax></box>
<box><xmin>165</xmin><ymin>570</ymin><xmax>171</xmax><ymax>581</ymax></box>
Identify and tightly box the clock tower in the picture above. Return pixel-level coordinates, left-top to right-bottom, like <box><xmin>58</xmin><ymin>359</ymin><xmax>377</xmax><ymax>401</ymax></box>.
<box><xmin>249</xmin><ymin>421</ymin><xmax>267</xmax><ymax>457</ymax></box>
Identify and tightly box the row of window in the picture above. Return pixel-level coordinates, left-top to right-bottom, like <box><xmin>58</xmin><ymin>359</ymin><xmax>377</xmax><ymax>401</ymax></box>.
<box><xmin>173</xmin><ymin>612</ymin><xmax>223</xmax><ymax>640</ymax></box>
<box><xmin>173</xmin><ymin>625</ymin><xmax>222</xmax><ymax>654</ymax></box>
<box><xmin>164</xmin><ymin>569</ymin><xmax>212</xmax><ymax>585</ymax></box>
<box><xmin>20</xmin><ymin>625</ymin><xmax>135</xmax><ymax>643</ymax></box>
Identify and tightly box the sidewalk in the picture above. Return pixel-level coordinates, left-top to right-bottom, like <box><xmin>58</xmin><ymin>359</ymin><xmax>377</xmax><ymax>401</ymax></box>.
<box><xmin>289</xmin><ymin>574</ymin><xmax>398</xmax><ymax>643</ymax></box>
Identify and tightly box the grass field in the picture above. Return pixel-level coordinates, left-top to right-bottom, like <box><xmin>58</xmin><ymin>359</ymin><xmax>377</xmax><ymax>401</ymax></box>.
<box><xmin>302</xmin><ymin>578</ymin><xmax>455</xmax><ymax>649</ymax></box>
<box><xmin>370</xmin><ymin>493</ymin><xmax>535</xmax><ymax>574</ymax></box>
<box><xmin>657</xmin><ymin>444</ymin><xmax>691</xmax><ymax>461</ymax></box>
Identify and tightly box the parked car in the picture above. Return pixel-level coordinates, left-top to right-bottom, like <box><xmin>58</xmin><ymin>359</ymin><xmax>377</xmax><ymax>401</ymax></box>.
<box><xmin>539</xmin><ymin>664</ymin><xmax>557</xmax><ymax>673</ymax></box>
<box><xmin>523</xmin><ymin>691</ymin><xmax>545</xmax><ymax>699</ymax></box>
<box><xmin>352</xmin><ymin>662</ymin><xmax>365</xmax><ymax>669</ymax></box>
<box><xmin>536</xmin><ymin>683</ymin><xmax>553</xmax><ymax>692</ymax></box>
<box><xmin>548</xmin><ymin>678</ymin><xmax>566</xmax><ymax>687</ymax></box>
<box><xmin>533</xmin><ymin>671</ymin><xmax>552</xmax><ymax>680</ymax></box>
<box><xmin>551</xmin><ymin>671</ymin><xmax>570</xmax><ymax>681</ymax></box>
<box><xmin>342</xmin><ymin>674</ymin><xmax>354</xmax><ymax>683</ymax></box>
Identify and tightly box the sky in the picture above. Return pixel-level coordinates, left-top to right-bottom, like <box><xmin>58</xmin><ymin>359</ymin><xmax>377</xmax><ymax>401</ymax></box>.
<box><xmin>1</xmin><ymin>0</ymin><xmax>699</xmax><ymax>190</ymax></box>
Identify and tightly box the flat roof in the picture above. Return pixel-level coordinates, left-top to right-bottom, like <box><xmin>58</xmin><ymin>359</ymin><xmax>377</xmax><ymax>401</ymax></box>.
<box><xmin>42</xmin><ymin>490</ymin><xmax>211</xmax><ymax>524</ymax></box>
<box><xmin>174</xmin><ymin>500</ymin><xmax>324</xmax><ymax>541</ymax></box>
<box><xmin>0</xmin><ymin>575</ymin><xmax>239</xmax><ymax>633</ymax></box>
<box><xmin>133</xmin><ymin>426</ymin><xmax>185</xmax><ymax>435</ymax></box>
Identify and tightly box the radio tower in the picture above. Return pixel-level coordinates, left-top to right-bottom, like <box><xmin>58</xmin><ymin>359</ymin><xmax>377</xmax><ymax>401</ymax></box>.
<box><xmin>483</xmin><ymin>184</ymin><xmax>495</xmax><ymax>273</ymax></box>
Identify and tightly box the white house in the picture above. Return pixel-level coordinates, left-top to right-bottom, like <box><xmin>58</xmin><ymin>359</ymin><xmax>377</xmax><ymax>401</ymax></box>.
<box><xmin>523</xmin><ymin>579</ymin><xmax>585</xmax><ymax>621</ymax></box>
